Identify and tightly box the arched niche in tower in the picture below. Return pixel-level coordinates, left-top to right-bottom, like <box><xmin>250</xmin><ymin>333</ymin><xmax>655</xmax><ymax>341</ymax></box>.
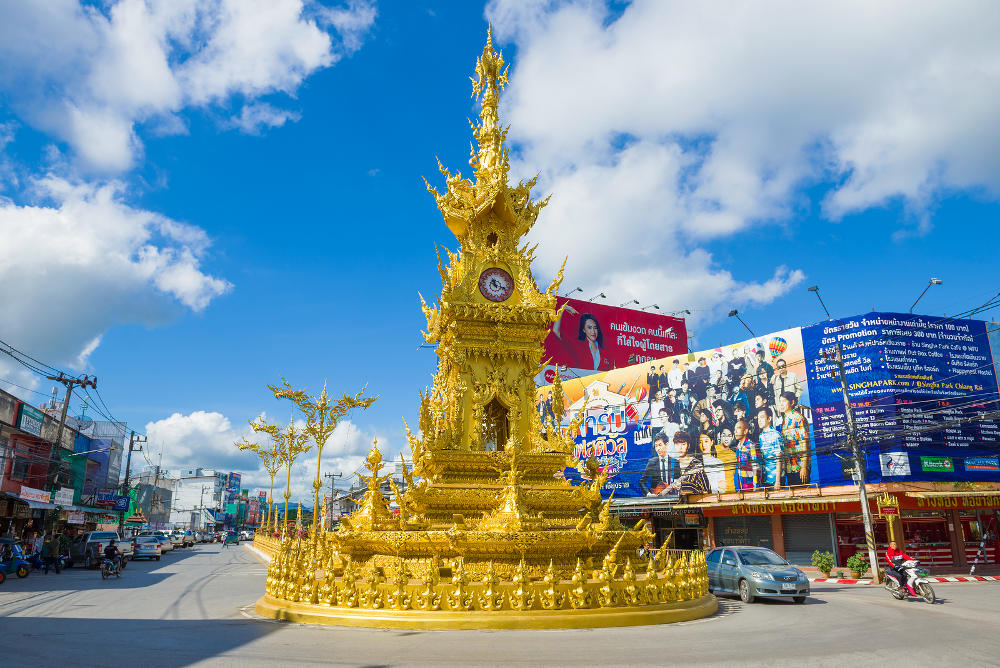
<box><xmin>481</xmin><ymin>397</ymin><xmax>509</xmax><ymax>452</ymax></box>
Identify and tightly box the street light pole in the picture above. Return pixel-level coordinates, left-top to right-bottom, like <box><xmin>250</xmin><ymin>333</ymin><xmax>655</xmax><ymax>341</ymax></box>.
<box><xmin>324</xmin><ymin>471</ymin><xmax>342</xmax><ymax>531</ymax></box>
<box><xmin>910</xmin><ymin>278</ymin><xmax>943</xmax><ymax>313</ymax></box>
<box><xmin>727</xmin><ymin>309</ymin><xmax>759</xmax><ymax>341</ymax></box>
<box><xmin>807</xmin><ymin>285</ymin><xmax>832</xmax><ymax>319</ymax></box>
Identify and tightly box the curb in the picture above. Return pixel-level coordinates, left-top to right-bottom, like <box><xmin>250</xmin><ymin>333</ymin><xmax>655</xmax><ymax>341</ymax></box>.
<box><xmin>810</xmin><ymin>575</ymin><xmax>998</xmax><ymax>585</ymax></box>
<box><xmin>244</xmin><ymin>543</ymin><xmax>272</xmax><ymax>564</ymax></box>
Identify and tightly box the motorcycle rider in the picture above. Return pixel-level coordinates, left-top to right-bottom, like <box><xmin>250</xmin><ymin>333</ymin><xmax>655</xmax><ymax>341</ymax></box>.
<box><xmin>103</xmin><ymin>539</ymin><xmax>122</xmax><ymax>575</ymax></box>
<box><xmin>885</xmin><ymin>540</ymin><xmax>916</xmax><ymax>595</ymax></box>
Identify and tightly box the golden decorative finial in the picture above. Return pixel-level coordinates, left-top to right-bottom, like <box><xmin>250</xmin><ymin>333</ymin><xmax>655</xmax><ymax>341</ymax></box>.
<box><xmin>469</xmin><ymin>26</ymin><xmax>510</xmax><ymax>186</ymax></box>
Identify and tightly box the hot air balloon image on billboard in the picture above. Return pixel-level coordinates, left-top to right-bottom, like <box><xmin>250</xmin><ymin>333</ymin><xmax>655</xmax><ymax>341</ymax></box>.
<box><xmin>768</xmin><ymin>336</ymin><xmax>788</xmax><ymax>360</ymax></box>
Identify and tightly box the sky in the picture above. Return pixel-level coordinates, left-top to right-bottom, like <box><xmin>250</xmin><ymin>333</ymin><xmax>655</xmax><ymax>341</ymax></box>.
<box><xmin>1</xmin><ymin>0</ymin><xmax>999</xmax><ymax>504</ymax></box>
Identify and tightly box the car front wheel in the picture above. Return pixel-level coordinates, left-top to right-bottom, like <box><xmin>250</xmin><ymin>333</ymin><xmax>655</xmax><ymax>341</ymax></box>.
<box><xmin>739</xmin><ymin>579</ymin><xmax>755</xmax><ymax>603</ymax></box>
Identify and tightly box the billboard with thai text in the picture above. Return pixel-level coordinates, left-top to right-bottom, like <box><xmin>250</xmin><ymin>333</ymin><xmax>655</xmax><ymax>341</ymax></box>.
<box><xmin>800</xmin><ymin>312</ymin><xmax>1000</xmax><ymax>484</ymax></box>
<box><xmin>539</xmin><ymin>298</ymin><xmax>687</xmax><ymax>384</ymax></box>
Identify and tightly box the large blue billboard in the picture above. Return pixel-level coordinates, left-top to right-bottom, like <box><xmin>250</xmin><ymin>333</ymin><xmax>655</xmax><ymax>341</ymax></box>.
<box><xmin>549</xmin><ymin>312</ymin><xmax>1000</xmax><ymax>498</ymax></box>
<box><xmin>801</xmin><ymin>312</ymin><xmax>1000</xmax><ymax>484</ymax></box>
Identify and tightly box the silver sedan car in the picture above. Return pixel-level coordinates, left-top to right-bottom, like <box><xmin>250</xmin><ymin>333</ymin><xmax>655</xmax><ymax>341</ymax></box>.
<box><xmin>706</xmin><ymin>546</ymin><xmax>810</xmax><ymax>604</ymax></box>
<box><xmin>132</xmin><ymin>536</ymin><xmax>162</xmax><ymax>561</ymax></box>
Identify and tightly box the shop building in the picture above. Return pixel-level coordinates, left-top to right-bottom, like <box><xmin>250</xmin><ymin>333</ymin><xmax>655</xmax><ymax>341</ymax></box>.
<box><xmin>0</xmin><ymin>388</ymin><xmax>125</xmax><ymax>539</ymax></box>
<box><xmin>686</xmin><ymin>483</ymin><xmax>1000</xmax><ymax>571</ymax></box>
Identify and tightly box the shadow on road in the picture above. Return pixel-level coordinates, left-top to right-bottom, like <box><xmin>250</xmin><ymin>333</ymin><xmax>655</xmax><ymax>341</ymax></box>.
<box><xmin>0</xmin><ymin>616</ymin><xmax>282</xmax><ymax>667</ymax></box>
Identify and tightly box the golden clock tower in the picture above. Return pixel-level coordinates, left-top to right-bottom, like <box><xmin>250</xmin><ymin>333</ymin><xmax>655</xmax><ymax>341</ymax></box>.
<box><xmin>256</xmin><ymin>29</ymin><xmax>714</xmax><ymax>629</ymax></box>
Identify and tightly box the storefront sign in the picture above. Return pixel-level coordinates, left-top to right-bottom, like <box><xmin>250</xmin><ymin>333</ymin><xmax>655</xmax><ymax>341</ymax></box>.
<box><xmin>53</xmin><ymin>487</ymin><xmax>74</xmax><ymax>506</ymax></box>
<box><xmin>913</xmin><ymin>495</ymin><xmax>1000</xmax><ymax>510</ymax></box>
<box><xmin>112</xmin><ymin>495</ymin><xmax>130</xmax><ymax>512</ymax></box>
<box><xmin>964</xmin><ymin>457</ymin><xmax>999</xmax><ymax>472</ymax></box>
<box><xmin>707</xmin><ymin>499</ymin><xmax>851</xmax><ymax>517</ymax></box>
<box><xmin>96</xmin><ymin>491</ymin><xmax>116</xmax><ymax>506</ymax></box>
<box><xmin>19</xmin><ymin>485</ymin><xmax>51</xmax><ymax>503</ymax></box>
<box><xmin>920</xmin><ymin>456</ymin><xmax>954</xmax><ymax>472</ymax></box>
<box><xmin>879</xmin><ymin>506</ymin><xmax>899</xmax><ymax>516</ymax></box>
<box><xmin>17</xmin><ymin>403</ymin><xmax>45</xmax><ymax>437</ymax></box>
<box><xmin>67</xmin><ymin>510</ymin><xmax>85</xmax><ymax>524</ymax></box>
<box><xmin>683</xmin><ymin>512</ymin><xmax>702</xmax><ymax>526</ymax></box>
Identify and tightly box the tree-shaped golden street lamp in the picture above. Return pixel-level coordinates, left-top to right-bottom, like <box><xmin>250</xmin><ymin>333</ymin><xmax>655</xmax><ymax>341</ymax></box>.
<box><xmin>250</xmin><ymin>415</ymin><xmax>311</xmax><ymax>531</ymax></box>
<box><xmin>270</xmin><ymin>378</ymin><xmax>378</xmax><ymax>539</ymax></box>
<box><xmin>235</xmin><ymin>428</ymin><xmax>283</xmax><ymax>533</ymax></box>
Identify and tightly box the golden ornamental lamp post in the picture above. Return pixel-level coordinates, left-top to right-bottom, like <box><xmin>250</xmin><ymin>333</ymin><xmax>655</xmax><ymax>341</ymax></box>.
<box><xmin>252</xmin><ymin>415</ymin><xmax>312</xmax><ymax>532</ymax></box>
<box><xmin>235</xmin><ymin>431</ymin><xmax>283</xmax><ymax>534</ymax></box>
<box><xmin>270</xmin><ymin>378</ymin><xmax>377</xmax><ymax>540</ymax></box>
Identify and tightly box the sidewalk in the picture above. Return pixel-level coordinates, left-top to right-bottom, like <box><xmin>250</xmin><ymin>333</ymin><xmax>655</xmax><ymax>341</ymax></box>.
<box><xmin>797</xmin><ymin>563</ymin><xmax>1000</xmax><ymax>585</ymax></box>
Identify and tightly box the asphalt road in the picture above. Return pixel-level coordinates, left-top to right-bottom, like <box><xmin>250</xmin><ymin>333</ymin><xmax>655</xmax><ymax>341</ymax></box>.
<box><xmin>1</xmin><ymin>543</ymin><xmax>997</xmax><ymax>667</ymax></box>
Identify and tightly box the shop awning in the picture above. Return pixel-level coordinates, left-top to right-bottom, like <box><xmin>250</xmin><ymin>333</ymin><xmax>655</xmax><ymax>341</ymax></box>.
<box><xmin>905</xmin><ymin>491</ymin><xmax>1000</xmax><ymax>499</ymax></box>
<box><xmin>70</xmin><ymin>505</ymin><xmax>110</xmax><ymax>514</ymax></box>
<box><xmin>22</xmin><ymin>499</ymin><xmax>57</xmax><ymax>510</ymax></box>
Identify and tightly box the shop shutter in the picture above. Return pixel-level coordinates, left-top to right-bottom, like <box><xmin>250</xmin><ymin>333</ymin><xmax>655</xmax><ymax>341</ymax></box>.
<box><xmin>714</xmin><ymin>516</ymin><xmax>773</xmax><ymax>550</ymax></box>
<box><xmin>782</xmin><ymin>513</ymin><xmax>834</xmax><ymax>565</ymax></box>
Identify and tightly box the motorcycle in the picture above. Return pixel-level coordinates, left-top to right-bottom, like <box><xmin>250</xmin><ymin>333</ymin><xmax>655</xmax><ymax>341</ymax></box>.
<box><xmin>884</xmin><ymin>559</ymin><xmax>935</xmax><ymax>604</ymax></box>
<box><xmin>100</xmin><ymin>558</ymin><xmax>120</xmax><ymax>580</ymax></box>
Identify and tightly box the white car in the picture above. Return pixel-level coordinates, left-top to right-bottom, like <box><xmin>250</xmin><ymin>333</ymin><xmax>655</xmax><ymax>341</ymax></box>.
<box><xmin>138</xmin><ymin>531</ymin><xmax>173</xmax><ymax>552</ymax></box>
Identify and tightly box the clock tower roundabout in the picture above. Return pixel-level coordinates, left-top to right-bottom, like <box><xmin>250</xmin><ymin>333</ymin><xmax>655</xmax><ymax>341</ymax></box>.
<box><xmin>254</xmin><ymin>29</ymin><xmax>716</xmax><ymax>630</ymax></box>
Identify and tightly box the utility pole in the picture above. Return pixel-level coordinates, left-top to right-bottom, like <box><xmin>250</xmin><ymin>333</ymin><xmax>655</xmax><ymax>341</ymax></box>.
<box><xmin>118</xmin><ymin>431</ymin><xmax>147</xmax><ymax>533</ymax></box>
<box><xmin>324</xmin><ymin>471</ymin><xmax>342</xmax><ymax>532</ymax></box>
<box><xmin>46</xmin><ymin>373</ymin><xmax>97</xmax><ymax>454</ymax></box>
<box><xmin>827</xmin><ymin>342</ymin><xmax>881</xmax><ymax>582</ymax></box>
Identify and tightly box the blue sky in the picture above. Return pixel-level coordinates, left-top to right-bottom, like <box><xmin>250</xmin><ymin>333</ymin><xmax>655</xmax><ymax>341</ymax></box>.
<box><xmin>1</xmin><ymin>1</ymin><xmax>998</xmax><ymax>501</ymax></box>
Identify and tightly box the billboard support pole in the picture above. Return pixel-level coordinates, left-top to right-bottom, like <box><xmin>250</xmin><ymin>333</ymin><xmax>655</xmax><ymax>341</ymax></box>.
<box><xmin>831</xmin><ymin>342</ymin><xmax>881</xmax><ymax>583</ymax></box>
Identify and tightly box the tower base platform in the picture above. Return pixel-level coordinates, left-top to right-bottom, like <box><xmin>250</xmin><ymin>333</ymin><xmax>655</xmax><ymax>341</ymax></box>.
<box><xmin>254</xmin><ymin>593</ymin><xmax>718</xmax><ymax>630</ymax></box>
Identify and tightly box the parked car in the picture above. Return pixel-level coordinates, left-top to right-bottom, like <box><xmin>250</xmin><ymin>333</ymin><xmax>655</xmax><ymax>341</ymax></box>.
<box><xmin>132</xmin><ymin>536</ymin><xmax>163</xmax><ymax>561</ymax></box>
<box><xmin>706</xmin><ymin>546</ymin><xmax>810</xmax><ymax>604</ymax></box>
<box><xmin>166</xmin><ymin>531</ymin><xmax>185</xmax><ymax>548</ymax></box>
<box><xmin>68</xmin><ymin>531</ymin><xmax>133</xmax><ymax>569</ymax></box>
<box><xmin>239</xmin><ymin>530</ymin><xmax>253</xmax><ymax>541</ymax></box>
<box><xmin>138</xmin><ymin>531</ymin><xmax>173</xmax><ymax>552</ymax></box>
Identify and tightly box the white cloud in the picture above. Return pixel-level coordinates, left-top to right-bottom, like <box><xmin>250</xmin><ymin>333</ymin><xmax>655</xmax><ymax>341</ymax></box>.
<box><xmin>226</xmin><ymin>102</ymin><xmax>301</xmax><ymax>135</ymax></box>
<box><xmin>0</xmin><ymin>0</ymin><xmax>377</xmax><ymax>172</ymax></box>
<box><xmin>0</xmin><ymin>175</ymin><xmax>230</xmax><ymax>372</ymax></box>
<box><xmin>488</xmin><ymin>0</ymin><xmax>1000</xmax><ymax>316</ymax></box>
<box><xmin>145</xmin><ymin>411</ymin><xmax>387</xmax><ymax>502</ymax></box>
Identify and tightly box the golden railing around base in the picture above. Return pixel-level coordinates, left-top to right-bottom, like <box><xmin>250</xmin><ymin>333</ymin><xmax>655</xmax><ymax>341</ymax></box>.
<box><xmin>252</xmin><ymin>532</ymin><xmax>281</xmax><ymax>556</ymax></box>
<box><xmin>255</xmin><ymin>534</ymin><xmax>716</xmax><ymax>630</ymax></box>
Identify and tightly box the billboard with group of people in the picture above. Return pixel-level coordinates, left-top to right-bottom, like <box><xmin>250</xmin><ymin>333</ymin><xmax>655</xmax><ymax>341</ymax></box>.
<box><xmin>535</xmin><ymin>312</ymin><xmax>1000</xmax><ymax>499</ymax></box>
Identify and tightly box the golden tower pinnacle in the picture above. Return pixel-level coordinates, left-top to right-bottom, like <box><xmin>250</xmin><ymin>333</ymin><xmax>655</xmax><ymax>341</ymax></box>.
<box><xmin>255</xmin><ymin>29</ymin><xmax>715</xmax><ymax>628</ymax></box>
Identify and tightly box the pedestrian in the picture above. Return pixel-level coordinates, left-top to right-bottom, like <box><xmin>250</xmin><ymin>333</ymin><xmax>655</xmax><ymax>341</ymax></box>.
<box><xmin>42</xmin><ymin>534</ymin><xmax>61</xmax><ymax>574</ymax></box>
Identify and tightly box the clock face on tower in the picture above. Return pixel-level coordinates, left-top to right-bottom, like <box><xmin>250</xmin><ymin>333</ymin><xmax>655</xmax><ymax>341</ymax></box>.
<box><xmin>478</xmin><ymin>267</ymin><xmax>514</xmax><ymax>302</ymax></box>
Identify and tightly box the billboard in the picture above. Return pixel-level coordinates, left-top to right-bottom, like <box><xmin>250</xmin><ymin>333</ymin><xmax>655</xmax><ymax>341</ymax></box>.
<box><xmin>540</xmin><ymin>297</ymin><xmax>687</xmax><ymax>383</ymax></box>
<box><xmin>800</xmin><ymin>312</ymin><xmax>1000</xmax><ymax>483</ymax></box>
<box><xmin>539</xmin><ymin>311</ymin><xmax>1000</xmax><ymax>499</ymax></box>
<box><xmin>545</xmin><ymin>325</ymin><xmax>814</xmax><ymax>498</ymax></box>
<box><xmin>224</xmin><ymin>472</ymin><xmax>241</xmax><ymax>505</ymax></box>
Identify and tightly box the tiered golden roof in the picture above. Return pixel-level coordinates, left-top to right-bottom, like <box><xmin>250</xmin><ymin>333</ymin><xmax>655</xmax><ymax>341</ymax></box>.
<box><xmin>256</xmin><ymin>28</ymin><xmax>715</xmax><ymax>629</ymax></box>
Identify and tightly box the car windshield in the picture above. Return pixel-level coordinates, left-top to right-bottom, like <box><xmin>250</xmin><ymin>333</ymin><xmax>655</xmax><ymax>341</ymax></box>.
<box><xmin>736</xmin><ymin>549</ymin><xmax>788</xmax><ymax>566</ymax></box>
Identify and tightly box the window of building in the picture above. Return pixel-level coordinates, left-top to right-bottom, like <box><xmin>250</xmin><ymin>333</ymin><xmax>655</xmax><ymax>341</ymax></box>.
<box><xmin>11</xmin><ymin>456</ymin><xmax>29</xmax><ymax>481</ymax></box>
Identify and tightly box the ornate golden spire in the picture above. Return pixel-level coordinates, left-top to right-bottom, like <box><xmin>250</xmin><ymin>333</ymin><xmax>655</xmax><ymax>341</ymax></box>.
<box><xmin>470</xmin><ymin>25</ymin><xmax>510</xmax><ymax>186</ymax></box>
